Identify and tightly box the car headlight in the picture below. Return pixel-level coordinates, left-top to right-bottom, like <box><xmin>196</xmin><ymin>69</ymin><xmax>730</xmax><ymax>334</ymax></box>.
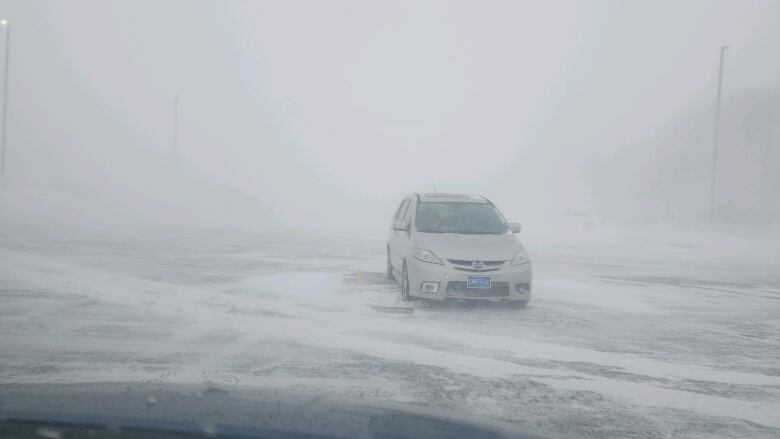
<box><xmin>511</xmin><ymin>250</ymin><xmax>530</xmax><ymax>265</ymax></box>
<box><xmin>412</xmin><ymin>248</ymin><xmax>443</xmax><ymax>265</ymax></box>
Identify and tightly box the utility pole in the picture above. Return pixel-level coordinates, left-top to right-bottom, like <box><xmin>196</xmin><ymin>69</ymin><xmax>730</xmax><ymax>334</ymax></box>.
<box><xmin>173</xmin><ymin>94</ymin><xmax>179</xmax><ymax>157</ymax></box>
<box><xmin>0</xmin><ymin>19</ymin><xmax>10</xmax><ymax>177</ymax></box>
<box><xmin>709</xmin><ymin>46</ymin><xmax>730</xmax><ymax>221</ymax></box>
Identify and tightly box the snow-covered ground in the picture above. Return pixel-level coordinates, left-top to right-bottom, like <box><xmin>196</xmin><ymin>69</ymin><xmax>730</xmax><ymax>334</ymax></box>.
<box><xmin>1</xmin><ymin>222</ymin><xmax>779</xmax><ymax>438</ymax></box>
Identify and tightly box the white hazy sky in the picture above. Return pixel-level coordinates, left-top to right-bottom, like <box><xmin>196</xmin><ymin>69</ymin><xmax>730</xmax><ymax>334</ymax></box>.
<box><xmin>1</xmin><ymin>0</ymin><xmax>779</xmax><ymax>229</ymax></box>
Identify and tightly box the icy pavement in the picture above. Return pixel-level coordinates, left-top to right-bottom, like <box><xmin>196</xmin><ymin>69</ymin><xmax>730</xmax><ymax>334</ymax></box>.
<box><xmin>1</xmin><ymin>224</ymin><xmax>779</xmax><ymax>438</ymax></box>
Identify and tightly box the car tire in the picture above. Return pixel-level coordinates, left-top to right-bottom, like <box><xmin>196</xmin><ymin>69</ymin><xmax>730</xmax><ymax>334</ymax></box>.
<box><xmin>386</xmin><ymin>248</ymin><xmax>395</xmax><ymax>280</ymax></box>
<box><xmin>510</xmin><ymin>299</ymin><xmax>529</xmax><ymax>308</ymax></box>
<box><xmin>401</xmin><ymin>261</ymin><xmax>411</xmax><ymax>302</ymax></box>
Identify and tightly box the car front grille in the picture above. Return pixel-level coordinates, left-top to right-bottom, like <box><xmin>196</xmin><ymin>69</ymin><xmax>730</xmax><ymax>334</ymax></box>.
<box><xmin>445</xmin><ymin>281</ymin><xmax>510</xmax><ymax>298</ymax></box>
<box><xmin>447</xmin><ymin>259</ymin><xmax>506</xmax><ymax>272</ymax></box>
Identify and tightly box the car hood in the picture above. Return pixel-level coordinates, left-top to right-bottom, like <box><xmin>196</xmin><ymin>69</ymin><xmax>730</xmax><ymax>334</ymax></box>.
<box><xmin>414</xmin><ymin>232</ymin><xmax>523</xmax><ymax>261</ymax></box>
<box><xmin>0</xmin><ymin>382</ymin><xmax>557</xmax><ymax>439</ymax></box>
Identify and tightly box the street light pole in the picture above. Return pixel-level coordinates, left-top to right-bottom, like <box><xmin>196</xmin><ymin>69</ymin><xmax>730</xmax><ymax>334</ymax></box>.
<box><xmin>709</xmin><ymin>46</ymin><xmax>730</xmax><ymax>221</ymax></box>
<box><xmin>173</xmin><ymin>94</ymin><xmax>179</xmax><ymax>156</ymax></box>
<box><xmin>0</xmin><ymin>19</ymin><xmax>10</xmax><ymax>178</ymax></box>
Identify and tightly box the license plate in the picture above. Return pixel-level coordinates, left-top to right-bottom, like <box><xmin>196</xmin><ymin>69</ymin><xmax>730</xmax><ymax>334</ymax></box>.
<box><xmin>467</xmin><ymin>276</ymin><xmax>491</xmax><ymax>289</ymax></box>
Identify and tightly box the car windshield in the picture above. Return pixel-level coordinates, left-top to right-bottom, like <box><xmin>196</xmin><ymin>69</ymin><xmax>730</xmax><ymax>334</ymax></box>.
<box><xmin>3</xmin><ymin>2</ymin><xmax>780</xmax><ymax>439</ymax></box>
<box><xmin>416</xmin><ymin>202</ymin><xmax>507</xmax><ymax>234</ymax></box>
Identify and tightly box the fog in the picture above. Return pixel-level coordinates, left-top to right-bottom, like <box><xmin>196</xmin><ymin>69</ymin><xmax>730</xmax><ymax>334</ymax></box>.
<box><xmin>0</xmin><ymin>0</ymin><xmax>777</xmax><ymax>234</ymax></box>
<box><xmin>3</xmin><ymin>3</ymin><xmax>780</xmax><ymax>438</ymax></box>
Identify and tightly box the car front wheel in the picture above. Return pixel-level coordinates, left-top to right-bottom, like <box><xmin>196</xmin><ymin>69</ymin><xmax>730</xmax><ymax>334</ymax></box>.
<box><xmin>400</xmin><ymin>261</ymin><xmax>411</xmax><ymax>302</ymax></box>
<box><xmin>510</xmin><ymin>299</ymin><xmax>529</xmax><ymax>308</ymax></box>
<box><xmin>386</xmin><ymin>248</ymin><xmax>394</xmax><ymax>280</ymax></box>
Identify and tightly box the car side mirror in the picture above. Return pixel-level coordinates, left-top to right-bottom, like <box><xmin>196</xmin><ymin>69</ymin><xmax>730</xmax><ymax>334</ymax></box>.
<box><xmin>392</xmin><ymin>219</ymin><xmax>407</xmax><ymax>231</ymax></box>
<box><xmin>508</xmin><ymin>222</ymin><xmax>522</xmax><ymax>233</ymax></box>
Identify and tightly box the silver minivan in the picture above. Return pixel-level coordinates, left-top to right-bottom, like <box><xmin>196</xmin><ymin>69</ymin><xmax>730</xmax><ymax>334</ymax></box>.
<box><xmin>387</xmin><ymin>193</ymin><xmax>532</xmax><ymax>305</ymax></box>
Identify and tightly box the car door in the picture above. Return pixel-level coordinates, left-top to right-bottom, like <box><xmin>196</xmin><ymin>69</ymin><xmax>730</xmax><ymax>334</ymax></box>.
<box><xmin>389</xmin><ymin>198</ymin><xmax>410</xmax><ymax>270</ymax></box>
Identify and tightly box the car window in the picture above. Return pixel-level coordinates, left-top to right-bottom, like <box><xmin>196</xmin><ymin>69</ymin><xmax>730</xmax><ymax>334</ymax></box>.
<box><xmin>398</xmin><ymin>199</ymin><xmax>411</xmax><ymax>222</ymax></box>
<box><xmin>393</xmin><ymin>199</ymin><xmax>409</xmax><ymax>220</ymax></box>
<box><xmin>403</xmin><ymin>199</ymin><xmax>415</xmax><ymax>223</ymax></box>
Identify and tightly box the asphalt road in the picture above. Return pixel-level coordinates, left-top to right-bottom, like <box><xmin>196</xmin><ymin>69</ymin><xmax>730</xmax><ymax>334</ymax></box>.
<box><xmin>1</xmin><ymin>224</ymin><xmax>779</xmax><ymax>438</ymax></box>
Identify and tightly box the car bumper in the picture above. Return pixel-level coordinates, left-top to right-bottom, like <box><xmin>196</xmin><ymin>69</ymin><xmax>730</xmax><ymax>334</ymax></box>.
<box><xmin>406</xmin><ymin>258</ymin><xmax>532</xmax><ymax>302</ymax></box>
